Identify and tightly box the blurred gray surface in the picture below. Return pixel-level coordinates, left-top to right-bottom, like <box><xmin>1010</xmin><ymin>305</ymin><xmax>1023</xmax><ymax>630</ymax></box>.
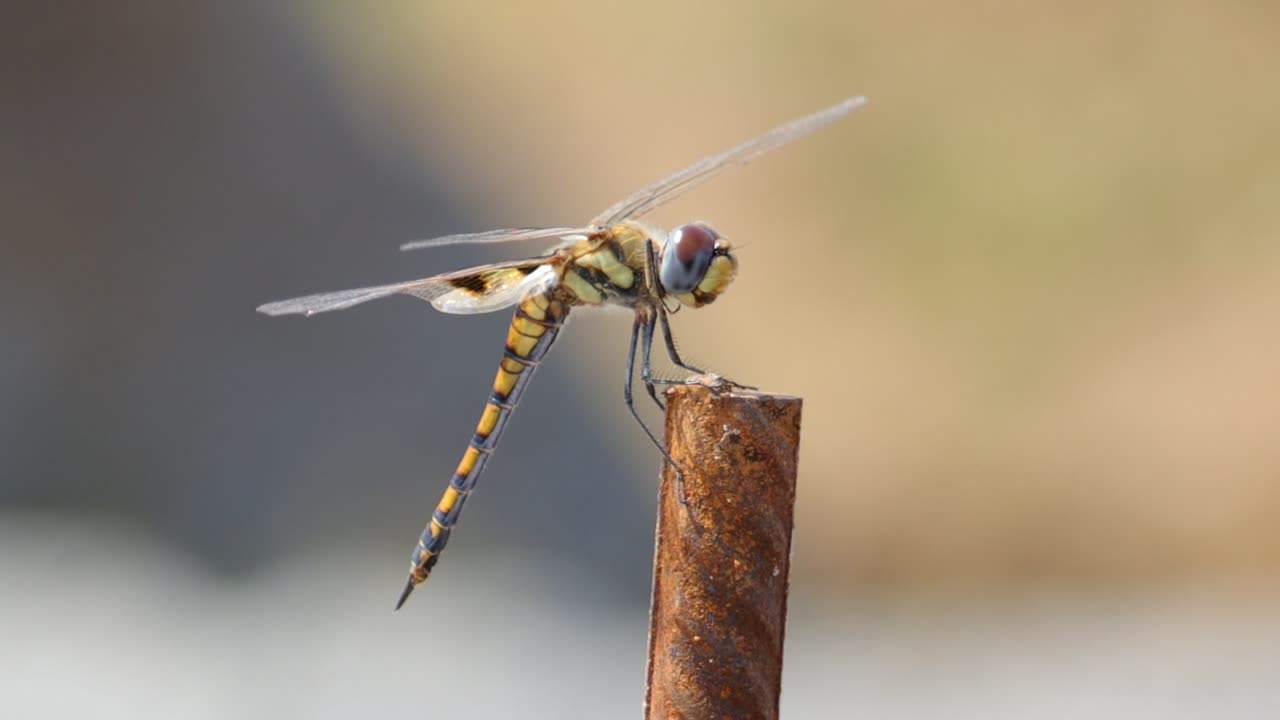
<box><xmin>0</xmin><ymin>3</ymin><xmax>653</xmax><ymax>600</ymax></box>
<box><xmin>5</xmin><ymin>512</ymin><xmax>1280</xmax><ymax>719</ymax></box>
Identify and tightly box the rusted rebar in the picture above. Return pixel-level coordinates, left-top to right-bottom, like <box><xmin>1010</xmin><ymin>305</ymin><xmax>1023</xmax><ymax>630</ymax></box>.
<box><xmin>644</xmin><ymin>380</ymin><xmax>802</xmax><ymax>720</ymax></box>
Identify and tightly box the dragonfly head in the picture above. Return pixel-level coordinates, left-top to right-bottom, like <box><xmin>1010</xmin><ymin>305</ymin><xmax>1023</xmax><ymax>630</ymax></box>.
<box><xmin>659</xmin><ymin>222</ymin><xmax>737</xmax><ymax>307</ymax></box>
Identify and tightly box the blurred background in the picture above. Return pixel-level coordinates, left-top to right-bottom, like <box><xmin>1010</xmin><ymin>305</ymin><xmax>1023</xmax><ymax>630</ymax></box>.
<box><xmin>3</xmin><ymin>2</ymin><xmax>1279</xmax><ymax>718</ymax></box>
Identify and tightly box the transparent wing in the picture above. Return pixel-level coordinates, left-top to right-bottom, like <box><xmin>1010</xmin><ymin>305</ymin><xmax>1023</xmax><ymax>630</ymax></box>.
<box><xmin>400</xmin><ymin>226</ymin><xmax>591</xmax><ymax>251</ymax></box>
<box><xmin>257</xmin><ymin>259</ymin><xmax>560</xmax><ymax>317</ymax></box>
<box><xmin>590</xmin><ymin>96</ymin><xmax>867</xmax><ymax>228</ymax></box>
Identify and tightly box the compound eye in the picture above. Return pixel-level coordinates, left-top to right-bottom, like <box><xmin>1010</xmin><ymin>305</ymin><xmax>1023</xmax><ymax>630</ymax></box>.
<box><xmin>660</xmin><ymin>223</ymin><xmax>718</xmax><ymax>294</ymax></box>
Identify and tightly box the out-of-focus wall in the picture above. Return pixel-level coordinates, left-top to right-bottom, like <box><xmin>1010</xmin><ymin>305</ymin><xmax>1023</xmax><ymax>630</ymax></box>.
<box><xmin>292</xmin><ymin>1</ymin><xmax>1280</xmax><ymax>591</ymax></box>
<box><xmin>4</xmin><ymin>3</ymin><xmax>1279</xmax><ymax>718</ymax></box>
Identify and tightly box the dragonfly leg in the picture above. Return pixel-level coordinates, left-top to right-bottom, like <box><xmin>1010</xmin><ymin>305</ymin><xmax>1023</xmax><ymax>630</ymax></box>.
<box><xmin>642</xmin><ymin>237</ymin><xmax>705</xmax><ymax>378</ymax></box>
<box><xmin>647</xmin><ymin>238</ymin><xmax>757</xmax><ymax>392</ymax></box>
<box><xmin>626</xmin><ymin>311</ymin><xmax>688</xmax><ymax>503</ymax></box>
<box><xmin>656</xmin><ymin>300</ymin><xmax>708</xmax><ymax>375</ymax></box>
<box><xmin>644</xmin><ymin>237</ymin><xmax>708</xmax><ymax>376</ymax></box>
<box><xmin>639</xmin><ymin>309</ymin><xmax>664</xmax><ymax>411</ymax></box>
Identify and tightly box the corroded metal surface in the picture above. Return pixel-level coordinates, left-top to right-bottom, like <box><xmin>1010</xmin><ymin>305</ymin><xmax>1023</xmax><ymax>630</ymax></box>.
<box><xmin>645</xmin><ymin>382</ymin><xmax>802</xmax><ymax>720</ymax></box>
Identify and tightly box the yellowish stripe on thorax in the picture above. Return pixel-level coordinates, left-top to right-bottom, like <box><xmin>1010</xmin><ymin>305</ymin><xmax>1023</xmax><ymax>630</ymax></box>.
<box><xmin>574</xmin><ymin>245</ymin><xmax>635</xmax><ymax>290</ymax></box>
<box><xmin>560</xmin><ymin>271</ymin><xmax>604</xmax><ymax>304</ymax></box>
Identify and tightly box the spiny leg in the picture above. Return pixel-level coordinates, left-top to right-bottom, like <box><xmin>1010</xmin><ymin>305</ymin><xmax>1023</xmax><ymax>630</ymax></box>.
<box><xmin>656</xmin><ymin>298</ymin><xmax>708</xmax><ymax>375</ymax></box>
<box><xmin>639</xmin><ymin>309</ymin><xmax>664</xmax><ymax>411</ymax></box>
<box><xmin>642</xmin><ymin>310</ymin><xmax>693</xmax><ymax>504</ymax></box>
<box><xmin>655</xmin><ymin>286</ymin><xmax>763</xmax><ymax>390</ymax></box>
<box><xmin>645</xmin><ymin>237</ymin><xmax>752</xmax><ymax>386</ymax></box>
<box><xmin>624</xmin><ymin>311</ymin><xmax>676</xmax><ymax>458</ymax></box>
<box><xmin>625</xmin><ymin>310</ymin><xmax>687</xmax><ymax>500</ymax></box>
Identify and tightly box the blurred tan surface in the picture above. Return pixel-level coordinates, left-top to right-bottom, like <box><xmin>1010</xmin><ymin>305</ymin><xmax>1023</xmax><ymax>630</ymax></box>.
<box><xmin>294</xmin><ymin>1</ymin><xmax>1280</xmax><ymax>590</ymax></box>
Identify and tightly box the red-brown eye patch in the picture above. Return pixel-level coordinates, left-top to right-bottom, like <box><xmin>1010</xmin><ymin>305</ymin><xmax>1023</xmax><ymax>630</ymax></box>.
<box><xmin>673</xmin><ymin>223</ymin><xmax>718</xmax><ymax>265</ymax></box>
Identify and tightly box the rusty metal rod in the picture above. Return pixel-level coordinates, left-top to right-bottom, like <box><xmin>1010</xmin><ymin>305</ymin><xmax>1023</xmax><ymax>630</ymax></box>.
<box><xmin>644</xmin><ymin>381</ymin><xmax>802</xmax><ymax>720</ymax></box>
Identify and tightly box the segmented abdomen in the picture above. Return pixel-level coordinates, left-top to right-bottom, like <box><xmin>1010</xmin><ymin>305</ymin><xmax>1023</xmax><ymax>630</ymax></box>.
<box><xmin>396</xmin><ymin>292</ymin><xmax>567</xmax><ymax>608</ymax></box>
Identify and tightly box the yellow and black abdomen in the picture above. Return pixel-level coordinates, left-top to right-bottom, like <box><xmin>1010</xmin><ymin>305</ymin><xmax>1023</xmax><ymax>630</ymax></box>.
<box><xmin>398</xmin><ymin>292</ymin><xmax>568</xmax><ymax>607</ymax></box>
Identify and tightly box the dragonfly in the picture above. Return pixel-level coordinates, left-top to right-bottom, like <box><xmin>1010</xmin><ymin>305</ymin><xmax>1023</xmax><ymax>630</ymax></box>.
<box><xmin>258</xmin><ymin>95</ymin><xmax>866</xmax><ymax>608</ymax></box>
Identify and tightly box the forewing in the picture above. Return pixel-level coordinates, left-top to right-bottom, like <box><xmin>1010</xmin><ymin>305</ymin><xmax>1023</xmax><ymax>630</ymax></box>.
<box><xmin>590</xmin><ymin>96</ymin><xmax>866</xmax><ymax>227</ymax></box>
<box><xmin>400</xmin><ymin>227</ymin><xmax>591</xmax><ymax>251</ymax></box>
<box><xmin>256</xmin><ymin>258</ymin><xmax>559</xmax><ymax>317</ymax></box>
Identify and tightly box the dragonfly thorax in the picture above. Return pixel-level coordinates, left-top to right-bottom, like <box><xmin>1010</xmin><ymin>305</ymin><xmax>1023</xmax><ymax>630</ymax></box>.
<box><xmin>659</xmin><ymin>222</ymin><xmax>737</xmax><ymax>307</ymax></box>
